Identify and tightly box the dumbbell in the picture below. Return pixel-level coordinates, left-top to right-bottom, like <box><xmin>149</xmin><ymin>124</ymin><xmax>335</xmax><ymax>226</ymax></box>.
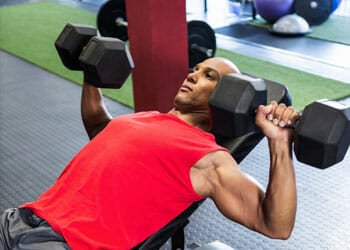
<box><xmin>294</xmin><ymin>99</ymin><xmax>350</xmax><ymax>168</ymax></box>
<box><xmin>55</xmin><ymin>23</ymin><xmax>134</xmax><ymax>88</ymax></box>
<box><xmin>110</xmin><ymin>17</ymin><xmax>215</xmax><ymax>60</ymax></box>
<box><xmin>96</xmin><ymin>0</ymin><xmax>216</xmax><ymax>68</ymax></box>
<box><xmin>209</xmin><ymin>73</ymin><xmax>267</xmax><ymax>139</ymax></box>
<box><xmin>209</xmin><ymin>73</ymin><xmax>350</xmax><ymax>169</ymax></box>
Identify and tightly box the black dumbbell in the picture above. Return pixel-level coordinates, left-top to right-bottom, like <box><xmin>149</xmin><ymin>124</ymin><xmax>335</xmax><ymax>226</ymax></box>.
<box><xmin>209</xmin><ymin>73</ymin><xmax>350</xmax><ymax>169</ymax></box>
<box><xmin>209</xmin><ymin>73</ymin><xmax>267</xmax><ymax>139</ymax></box>
<box><xmin>294</xmin><ymin>99</ymin><xmax>350</xmax><ymax>168</ymax></box>
<box><xmin>55</xmin><ymin>23</ymin><xmax>97</xmax><ymax>70</ymax></box>
<box><xmin>96</xmin><ymin>0</ymin><xmax>216</xmax><ymax>69</ymax></box>
<box><xmin>55</xmin><ymin>23</ymin><xmax>134</xmax><ymax>88</ymax></box>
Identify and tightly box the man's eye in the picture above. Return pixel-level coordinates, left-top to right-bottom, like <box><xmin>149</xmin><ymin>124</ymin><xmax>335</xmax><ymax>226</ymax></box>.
<box><xmin>206</xmin><ymin>73</ymin><xmax>215</xmax><ymax>79</ymax></box>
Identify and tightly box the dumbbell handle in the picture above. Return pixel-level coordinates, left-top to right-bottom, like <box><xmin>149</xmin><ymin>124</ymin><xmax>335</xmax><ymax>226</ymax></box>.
<box><xmin>116</xmin><ymin>17</ymin><xmax>128</xmax><ymax>27</ymax></box>
<box><xmin>114</xmin><ymin>17</ymin><xmax>213</xmax><ymax>58</ymax></box>
<box><xmin>191</xmin><ymin>43</ymin><xmax>214</xmax><ymax>57</ymax></box>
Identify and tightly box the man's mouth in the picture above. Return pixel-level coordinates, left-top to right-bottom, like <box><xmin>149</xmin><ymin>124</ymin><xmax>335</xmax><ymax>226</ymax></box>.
<box><xmin>180</xmin><ymin>84</ymin><xmax>192</xmax><ymax>92</ymax></box>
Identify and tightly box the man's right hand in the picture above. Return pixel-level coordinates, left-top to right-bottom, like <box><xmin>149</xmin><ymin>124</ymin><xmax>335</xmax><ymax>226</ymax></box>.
<box><xmin>255</xmin><ymin>101</ymin><xmax>300</xmax><ymax>143</ymax></box>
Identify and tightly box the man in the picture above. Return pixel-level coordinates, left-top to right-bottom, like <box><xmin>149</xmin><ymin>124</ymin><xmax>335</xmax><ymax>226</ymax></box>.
<box><xmin>0</xmin><ymin>57</ymin><xmax>299</xmax><ymax>249</ymax></box>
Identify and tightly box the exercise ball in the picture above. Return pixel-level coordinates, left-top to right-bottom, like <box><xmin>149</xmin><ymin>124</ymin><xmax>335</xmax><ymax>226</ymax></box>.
<box><xmin>332</xmin><ymin>0</ymin><xmax>342</xmax><ymax>12</ymax></box>
<box><xmin>254</xmin><ymin>0</ymin><xmax>295</xmax><ymax>23</ymax></box>
<box><xmin>295</xmin><ymin>0</ymin><xmax>339</xmax><ymax>25</ymax></box>
<box><xmin>270</xmin><ymin>14</ymin><xmax>312</xmax><ymax>35</ymax></box>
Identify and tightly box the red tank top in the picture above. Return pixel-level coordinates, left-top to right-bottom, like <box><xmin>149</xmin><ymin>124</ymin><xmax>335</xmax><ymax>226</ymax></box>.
<box><xmin>22</xmin><ymin>112</ymin><xmax>227</xmax><ymax>249</ymax></box>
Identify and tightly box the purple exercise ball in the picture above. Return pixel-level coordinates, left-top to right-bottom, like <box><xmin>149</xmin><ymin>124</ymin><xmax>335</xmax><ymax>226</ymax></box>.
<box><xmin>254</xmin><ymin>0</ymin><xmax>295</xmax><ymax>23</ymax></box>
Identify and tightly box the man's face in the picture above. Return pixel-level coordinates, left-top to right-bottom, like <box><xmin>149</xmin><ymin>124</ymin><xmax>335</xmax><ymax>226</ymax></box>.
<box><xmin>173</xmin><ymin>58</ymin><xmax>238</xmax><ymax>112</ymax></box>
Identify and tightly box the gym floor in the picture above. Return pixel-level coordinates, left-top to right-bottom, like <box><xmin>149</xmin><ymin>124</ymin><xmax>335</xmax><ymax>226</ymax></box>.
<box><xmin>1</xmin><ymin>0</ymin><xmax>350</xmax><ymax>249</ymax></box>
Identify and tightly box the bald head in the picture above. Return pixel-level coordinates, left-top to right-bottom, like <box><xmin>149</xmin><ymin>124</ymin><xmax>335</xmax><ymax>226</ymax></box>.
<box><xmin>201</xmin><ymin>57</ymin><xmax>240</xmax><ymax>79</ymax></box>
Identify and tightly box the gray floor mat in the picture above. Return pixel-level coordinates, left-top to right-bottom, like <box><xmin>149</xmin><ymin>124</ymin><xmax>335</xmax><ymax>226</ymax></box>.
<box><xmin>1</xmin><ymin>51</ymin><xmax>349</xmax><ymax>250</ymax></box>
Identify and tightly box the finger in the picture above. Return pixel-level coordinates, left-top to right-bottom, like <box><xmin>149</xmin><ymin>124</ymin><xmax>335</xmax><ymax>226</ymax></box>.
<box><xmin>256</xmin><ymin>101</ymin><xmax>274</xmax><ymax>118</ymax></box>
<box><xmin>272</xmin><ymin>103</ymin><xmax>287</xmax><ymax>126</ymax></box>
<box><xmin>266</xmin><ymin>101</ymin><xmax>278</xmax><ymax>121</ymax></box>
<box><xmin>289</xmin><ymin>110</ymin><xmax>301</xmax><ymax>125</ymax></box>
<box><xmin>280</xmin><ymin>108</ymin><xmax>301</xmax><ymax>128</ymax></box>
<box><xmin>279</xmin><ymin>106</ymin><xmax>295</xmax><ymax>127</ymax></box>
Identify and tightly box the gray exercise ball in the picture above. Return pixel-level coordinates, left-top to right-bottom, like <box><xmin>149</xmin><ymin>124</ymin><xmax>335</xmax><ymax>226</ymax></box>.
<box><xmin>270</xmin><ymin>14</ymin><xmax>312</xmax><ymax>36</ymax></box>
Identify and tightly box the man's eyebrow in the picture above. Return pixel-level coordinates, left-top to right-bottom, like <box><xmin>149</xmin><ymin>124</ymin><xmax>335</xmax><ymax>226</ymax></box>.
<box><xmin>206</xmin><ymin>67</ymin><xmax>221</xmax><ymax>79</ymax></box>
<box><xmin>196</xmin><ymin>63</ymin><xmax>221</xmax><ymax>79</ymax></box>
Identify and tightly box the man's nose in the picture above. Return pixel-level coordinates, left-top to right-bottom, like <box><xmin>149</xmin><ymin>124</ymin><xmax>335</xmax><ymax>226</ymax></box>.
<box><xmin>187</xmin><ymin>71</ymin><xmax>197</xmax><ymax>83</ymax></box>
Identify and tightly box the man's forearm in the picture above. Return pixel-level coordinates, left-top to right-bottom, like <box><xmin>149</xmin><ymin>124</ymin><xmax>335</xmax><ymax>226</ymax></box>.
<box><xmin>81</xmin><ymin>80</ymin><xmax>112</xmax><ymax>139</ymax></box>
<box><xmin>262</xmin><ymin>139</ymin><xmax>297</xmax><ymax>239</ymax></box>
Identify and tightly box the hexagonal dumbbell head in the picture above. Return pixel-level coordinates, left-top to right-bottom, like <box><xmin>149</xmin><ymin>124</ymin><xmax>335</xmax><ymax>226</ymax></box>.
<box><xmin>79</xmin><ymin>36</ymin><xmax>134</xmax><ymax>88</ymax></box>
<box><xmin>209</xmin><ymin>73</ymin><xmax>267</xmax><ymax>138</ymax></box>
<box><xmin>55</xmin><ymin>23</ymin><xmax>97</xmax><ymax>70</ymax></box>
<box><xmin>294</xmin><ymin>100</ymin><xmax>350</xmax><ymax>169</ymax></box>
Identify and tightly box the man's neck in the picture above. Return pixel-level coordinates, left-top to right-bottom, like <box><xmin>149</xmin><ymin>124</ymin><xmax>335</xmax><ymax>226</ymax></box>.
<box><xmin>168</xmin><ymin>108</ymin><xmax>211</xmax><ymax>132</ymax></box>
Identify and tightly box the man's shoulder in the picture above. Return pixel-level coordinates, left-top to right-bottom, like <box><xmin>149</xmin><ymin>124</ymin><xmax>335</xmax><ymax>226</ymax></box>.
<box><xmin>194</xmin><ymin>150</ymin><xmax>234</xmax><ymax>170</ymax></box>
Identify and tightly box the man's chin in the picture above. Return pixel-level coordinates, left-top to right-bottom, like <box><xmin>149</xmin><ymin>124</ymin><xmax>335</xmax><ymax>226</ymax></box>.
<box><xmin>173</xmin><ymin>99</ymin><xmax>192</xmax><ymax>112</ymax></box>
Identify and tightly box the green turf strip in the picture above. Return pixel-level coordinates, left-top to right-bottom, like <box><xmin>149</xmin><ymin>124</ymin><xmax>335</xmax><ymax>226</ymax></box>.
<box><xmin>247</xmin><ymin>15</ymin><xmax>350</xmax><ymax>46</ymax></box>
<box><xmin>1</xmin><ymin>1</ymin><xmax>349</xmax><ymax>110</ymax></box>
<box><xmin>0</xmin><ymin>1</ymin><xmax>134</xmax><ymax>108</ymax></box>
<box><xmin>216</xmin><ymin>49</ymin><xmax>350</xmax><ymax>110</ymax></box>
